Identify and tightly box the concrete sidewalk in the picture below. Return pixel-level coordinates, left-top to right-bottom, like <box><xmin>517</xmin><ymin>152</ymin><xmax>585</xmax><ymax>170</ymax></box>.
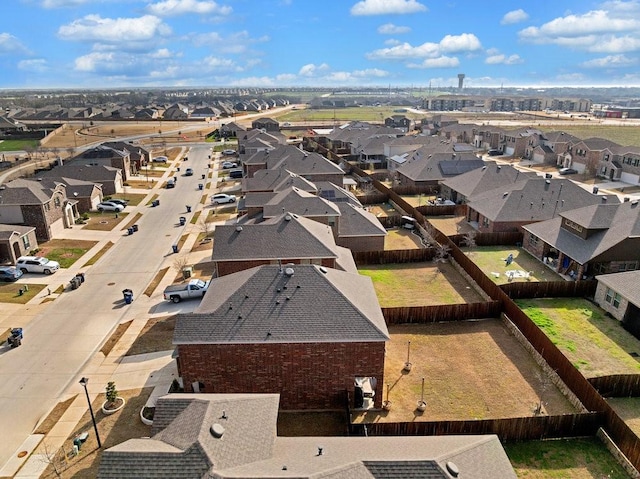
<box><xmin>5</xmin><ymin>149</ymin><xmax>228</xmax><ymax>478</ymax></box>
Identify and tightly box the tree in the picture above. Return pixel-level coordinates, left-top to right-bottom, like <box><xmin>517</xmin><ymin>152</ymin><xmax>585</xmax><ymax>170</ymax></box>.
<box><xmin>105</xmin><ymin>381</ymin><xmax>119</xmax><ymax>409</ymax></box>
<box><xmin>461</xmin><ymin>230</ymin><xmax>477</xmax><ymax>255</ymax></box>
<box><xmin>199</xmin><ymin>216</ymin><xmax>212</xmax><ymax>238</ymax></box>
<box><xmin>38</xmin><ymin>441</ymin><xmax>67</xmax><ymax>478</ymax></box>
<box><xmin>172</xmin><ymin>253</ymin><xmax>190</xmax><ymax>274</ymax></box>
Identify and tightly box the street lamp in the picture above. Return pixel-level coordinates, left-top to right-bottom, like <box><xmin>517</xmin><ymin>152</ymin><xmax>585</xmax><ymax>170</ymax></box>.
<box><xmin>79</xmin><ymin>377</ymin><xmax>102</xmax><ymax>448</ymax></box>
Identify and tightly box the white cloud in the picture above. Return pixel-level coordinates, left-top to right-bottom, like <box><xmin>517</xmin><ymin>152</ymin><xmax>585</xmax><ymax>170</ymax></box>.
<box><xmin>146</xmin><ymin>0</ymin><xmax>232</xmax><ymax>17</ymax></box>
<box><xmin>59</xmin><ymin>15</ymin><xmax>171</xmax><ymax>44</ymax></box>
<box><xmin>351</xmin><ymin>0</ymin><xmax>427</xmax><ymax>16</ymax></box>
<box><xmin>519</xmin><ymin>9</ymin><xmax>640</xmax><ymax>43</ymax></box>
<box><xmin>581</xmin><ymin>54</ymin><xmax>636</xmax><ymax>67</ymax></box>
<box><xmin>485</xmin><ymin>53</ymin><xmax>523</xmax><ymax>65</ymax></box>
<box><xmin>230</xmin><ymin>76</ymin><xmax>277</xmax><ymax>87</ymax></box>
<box><xmin>501</xmin><ymin>9</ymin><xmax>529</xmax><ymax>25</ymax></box>
<box><xmin>367</xmin><ymin>33</ymin><xmax>481</xmax><ymax>60</ymax></box>
<box><xmin>589</xmin><ymin>35</ymin><xmax>640</xmax><ymax>52</ymax></box>
<box><xmin>0</xmin><ymin>33</ymin><xmax>29</xmax><ymax>54</ymax></box>
<box><xmin>352</xmin><ymin>68</ymin><xmax>389</xmax><ymax>77</ymax></box>
<box><xmin>150</xmin><ymin>48</ymin><xmax>174</xmax><ymax>58</ymax></box>
<box><xmin>74</xmin><ymin>51</ymin><xmax>116</xmax><ymax>72</ymax></box>
<box><xmin>276</xmin><ymin>73</ymin><xmax>297</xmax><ymax>82</ymax></box>
<box><xmin>384</xmin><ymin>39</ymin><xmax>402</xmax><ymax>46</ymax></box>
<box><xmin>18</xmin><ymin>58</ymin><xmax>48</xmax><ymax>72</ymax></box>
<box><xmin>202</xmin><ymin>56</ymin><xmax>241</xmax><ymax>71</ymax></box>
<box><xmin>407</xmin><ymin>56</ymin><xmax>460</xmax><ymax>69</ymax></box>
<box><xmin>377</xmin><ymin>23</ymin><xmax>411</xmax><ymax>34</ymax></box>
<box><xmin>439</xmin><ymin>33</ymin><xmax>481</xmax><ymax>53</ymax></box>
<box><xmin>298</xmin><ymin>63</ymin><xmax>330</xmax><ymax>76</ymax></box>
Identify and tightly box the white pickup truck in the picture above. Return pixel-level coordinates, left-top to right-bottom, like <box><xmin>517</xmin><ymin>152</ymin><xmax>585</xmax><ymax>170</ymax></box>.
<box><xmin>163</xmin><ymin>279</ymin><xmax>210</xmax><ymax>303</ymax></box>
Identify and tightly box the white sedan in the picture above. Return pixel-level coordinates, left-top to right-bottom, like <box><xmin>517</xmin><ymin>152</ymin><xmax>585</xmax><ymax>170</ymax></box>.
<box><xmin>97</xmin><ymin>201</ymin><xmax>125</xmax><ymax>212</ymax></box>
<box><xmin>221</xmin><ymin>161</ymin><xmax>238</xmax><ymax>169</ymax></box>
<box><xmin>211</xmin><ymin>194</ymin><xmax>236</xmax><ymax>204</ymax></box>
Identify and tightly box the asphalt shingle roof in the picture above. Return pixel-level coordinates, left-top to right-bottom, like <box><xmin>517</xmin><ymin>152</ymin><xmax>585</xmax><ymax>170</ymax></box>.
<box><xmin>441</xmin><ymin>162</ymin><xmax>537</xmax><ymax>200</ymax></box>
<box><xmin>262</xmin><ymin>187</ymin><xmax>340</xmax><ymax>218</ymax></box>
<box><xmin>174</xmin><ymin>264</ymin><xmax>389</xmax><ymax>344</ymax></box>
<box><xmin>212</xmin><ymin>213</ymin><xmax>340</xmax><ymax>262</ymax></box>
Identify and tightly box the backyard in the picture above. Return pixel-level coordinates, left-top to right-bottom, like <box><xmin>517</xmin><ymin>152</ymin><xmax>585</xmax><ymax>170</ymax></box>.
<box><xmin>351</xmin><ymin>320</ymin><xmax>577</xmax><ymax>423</ymax></box>
<box><xmin>516</xmin><ymin>298</ymin><xmax>640</xmax><ymax>377</ymax></box>
<box><xmin>460</xmin><ymin>245</ymin><xmax>563</xmax><ymax>284</ymax></box>
<box><xmin>384</xmin><ymin>228</ymin><xmax>424</xmax><ymax>250</ymax></box>
<box><xmin>358</xmin><ymin>261</ymin><xmax>485</xmax><ymax>306</ymax></box>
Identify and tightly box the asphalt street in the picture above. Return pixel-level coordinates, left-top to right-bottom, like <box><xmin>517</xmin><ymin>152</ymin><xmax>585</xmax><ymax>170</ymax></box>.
<box><xmin>0</xmin><ymin>146</ymin><xmax>213</xmax><ymax>468</ymax></box>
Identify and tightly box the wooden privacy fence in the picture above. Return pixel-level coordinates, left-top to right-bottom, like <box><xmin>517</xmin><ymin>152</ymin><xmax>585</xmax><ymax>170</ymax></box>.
<box><xmin>341</xmin><ymin>155</ymin><xmax>640</xmax><ymax>471</ymax></box>
<box><xmin>353</xmin><ymin>248</ymin><xmax>435</xmax><ymax>265</ymax></box>
<box><xmin>500</xmin><ymin>280</ymin><xmax>597</xmax><ymax>299</ymax></box>
<box><xmin>382</xmin><ymin>302</ymin><xmax>502</xmax><ymax>325</ymax></box>
<box><xmin>589</xmin><ymin>375</ymin><xmax>640</xmax><ymax>398</ymax></box>
<box><xmin>449</xmin><ymin>231</ymin><xmax>524</xmax><ymax>246</ymax></box>
<box><xmin>352</xmin><ymin>412</ymin><xmax>604</xmax><ymax>441</ymax></box>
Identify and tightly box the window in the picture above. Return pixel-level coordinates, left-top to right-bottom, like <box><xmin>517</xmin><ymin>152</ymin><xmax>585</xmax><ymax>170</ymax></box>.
<box><xmin>605</xmin><ymin>288</ymin><xmax>613</xmax><ymax>304</ymax></box>
<box><xmin>528</xmin><ymin>233</ymin><xmax>539</xmax><ymax>246</ymax></box>
<box><xmin>613</xmin><ymin>293</ymin><xmax>621</xmax><ymax>309</ymax></box>
<box><xmin>21</xmin><ymin>235</ymin><xmax>30</xmax><ymax>249</ymax></box>
<box><xmin>54</xmin><ymin>196</ymin><xmax>61</xmax><ymax>208</ymax></box>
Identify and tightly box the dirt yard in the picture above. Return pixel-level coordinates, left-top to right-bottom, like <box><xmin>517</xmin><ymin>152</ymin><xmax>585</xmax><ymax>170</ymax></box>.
<box><xmin>352</xmin><ymin>320</ymin><xmax>577</xmax><ymax>423</ymax></box>
<box><xmin>358</xmin><ymin>262</ymin><xmax>485</xmax><ymax>306</ymax></box>
<box><xmin>384</xmin><ymin>228</ymin><xmax>424</xmax><ymax>249</ymax></box>
<box><xmin>427</xmin><ymin>216</ymin><xmax>474</xmax><ymax>236</ymax></box>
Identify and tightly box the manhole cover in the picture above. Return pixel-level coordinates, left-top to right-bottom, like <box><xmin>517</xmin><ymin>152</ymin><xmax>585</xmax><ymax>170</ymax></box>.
<box><xmin>17</xmin><ymin>451</ymin><xmax>27</xmax><ymax>458</ymax></box>
<box><xmin>107</xmin><ymin>282</ymin><xmax>116</xmax><ymax>286</ymax></box>
<box><xmin>99</xmin><ymin>221</ymin><xmax>109</xmax><ymax>224</ymax></box>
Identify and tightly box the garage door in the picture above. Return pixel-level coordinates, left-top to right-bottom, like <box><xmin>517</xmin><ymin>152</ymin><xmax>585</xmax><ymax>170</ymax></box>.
<box><xmin>621</xmin><ymin>172</ymin><xmax>639</xmax><ymax>185</ymax></box>
<box><xmin>49</xmin><ymin>217</ymin><xmax>66</xmax><ymax>238</ymax></box>
<box><xmin>505</xmin><ymin>147</ymin><xmax>515</xmax><ymax>156</ymax></box>
<box><xmin>532</xmin><ymin>152</ymin><xmax>545</xmax><ymax>164</ymax></box>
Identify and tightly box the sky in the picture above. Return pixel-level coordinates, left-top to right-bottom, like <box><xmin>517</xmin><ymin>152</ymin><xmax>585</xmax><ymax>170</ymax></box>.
<box><xmin>1</xmin><ymin>0</ymin><xmax>640</xmax><ymax>89</ymax></box>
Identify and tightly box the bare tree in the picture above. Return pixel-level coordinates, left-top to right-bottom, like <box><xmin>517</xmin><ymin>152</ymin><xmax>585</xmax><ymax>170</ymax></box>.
<box><xmin>199</xmin><ymin>217</ymin><xmax>212</xmax><ymax>238</ymax></box>
<box><xmin>462</xmin><ymin>230</ymin><xmax>477</xmax><ymax>255</ymax></box>
<box><xmin>172</xmin><ymin>254</ymin><xmax>190</xmax><ymax>275</ymax></box>
<box><xmin>38</xmin><ymin>441</ymin><xmax>67</xmax><ymax>478</ymax></box>
<box><xmin>533</xmin><ymin>370</ymin><xmax>552</xmax><ymax>416</ymax></box>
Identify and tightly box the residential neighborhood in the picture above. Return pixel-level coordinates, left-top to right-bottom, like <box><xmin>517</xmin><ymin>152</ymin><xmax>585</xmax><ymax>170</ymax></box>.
<box><xmin>2</xmin><ymin>93</ymin><xmax>640</xmax><ymax>479</ymax></box>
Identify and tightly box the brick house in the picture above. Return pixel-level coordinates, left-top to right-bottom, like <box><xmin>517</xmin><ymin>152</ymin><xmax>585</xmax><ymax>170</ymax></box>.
<box><xmin>595</xmin><ymin>270</ymin><xmax>640</xmax><ymax>339</ymax></box>
<box><xmin>37</xmin><ymin>163</ymin><xmax>123</xmax><ymax>196</ymax></box>
<box><xmin>212</xmin><ymin>213</ymin><xmax>356</xmax><ymax>277</ymax></box>
<box><xmin>0</xmin><ymin>178</ymin><xmax>78</xmax><ymax>241</ymax></box>
<box><xmin>384</xmin><ymin>114</ymin><xmax>411</xmax><ymax>131</ymax></box>
<box><xmin>523</xmin><ymin>200</ymin><xmax>640</xmax><ymax>280</ymax></box>
<box><xmin>465</xmin><ymin>177</ymin><xmax>610</xmax><ymax>234</ymax></box>
<box><xmin>500</xmin><ymin>127</ymin><xmax>542</xmax><ymax>158</ymax></box>
<box><xmin>251</xmin><ymin>117</ymin><xmax>280</xmax><ymax>132</ymax></box>
<box><xmin>608</xmin><ymin>145</ymin><xmax>640</xmax><ymax>184</ymax></box>
<box><xmin>31</xmin><ymin>176</ymin><xmax>102</xmax><ymax>213</ymax></box>
<box><xmin>103</xmin><ymin>141</ymin><xmax>151</xmax><ymax>173</ymax></box>
<box><xmin>69</xmin><ymin>144</ymin><xmax>134</xmax><ymax>180</ymax></box>
<box><xmin>563</xmin><ymin>137</ymin><xmax>617</xmax><ymax>176</ymax></box>
<box><xmin>238</xmin><ymin>129</ymin><xmax>286</xmax><ymax>158</ymax></box>
<box><xmin>0</xmin><ymin>225</ymin><xmax>37</xmax><ymax>264</ymax></box>
<box><xmin>97</xmin><ymin>393</ymin><xmax>517</xmax><ymax>478</ymax></box>
<box><xmin>173</xmin><ymin>264</ymin><xmax>389</xmax><ymax>410</ymax></box>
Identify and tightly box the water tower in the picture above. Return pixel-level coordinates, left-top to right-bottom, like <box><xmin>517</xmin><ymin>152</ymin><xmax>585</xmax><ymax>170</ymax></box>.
<box><xmin>457</xmin><ymin>73</ymin><xmax>465</xmax><ymax>90</ymax></box>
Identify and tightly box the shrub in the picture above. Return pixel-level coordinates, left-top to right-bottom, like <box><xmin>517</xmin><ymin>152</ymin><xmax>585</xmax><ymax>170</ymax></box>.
<box><xmin>105</xmin><ymin>381</ymin><xmax>119</xmax><ymax>408</ymax></box>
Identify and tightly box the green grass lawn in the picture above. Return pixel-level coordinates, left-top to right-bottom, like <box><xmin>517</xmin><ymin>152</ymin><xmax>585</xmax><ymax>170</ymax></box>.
<box><xmin>358</xmin><ymin>262</ymin><xmax>484</xmax><ymax>306</ymax></box>
<box><xmin>107</xmin><ymin>193</ymin><xmax>147</xmax><ymax>207</ymax></box>
<box><xmin>516</xmin><ymin>298</ymin><xmax>640</xmax><ymax>377</ymax></box>
<box><xmin>0</xmin><ymin>139</ymin><xmax>40</xmax><ymax>151</ymax></box>
<box><xmin>540</xmin><ymin>124</ymin><xmax>640</xmax><ymax>148</ymax></box>
<box><xmin>461</xmin><ymin>245</ymin><xmax>563</xmax><ymax>284</ymax></box>
<box><xmin>504</xmin><ymin>437</ymin><xmax>629</xmax><ymax>478</ymax></box>
<box><xmin>277</xmin><ymin>107</ymin><xmax>423</xmax><ymax>123</ymax></box>
<box><xmin>0</xmin><ymin>283</ymin><xmax>46</xmax><ymax>304</ymax></box>
<box><xmin>35</xmin><ymin>239</ymin><xmax>97</xmax><ymax>268</ymax></box>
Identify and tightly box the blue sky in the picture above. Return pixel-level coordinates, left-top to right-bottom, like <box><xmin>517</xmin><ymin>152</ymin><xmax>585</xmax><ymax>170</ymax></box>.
<box><xmin>2</xmin><ymin>0</ymin><xmax>640</xmax><ymax>89</ymax></box>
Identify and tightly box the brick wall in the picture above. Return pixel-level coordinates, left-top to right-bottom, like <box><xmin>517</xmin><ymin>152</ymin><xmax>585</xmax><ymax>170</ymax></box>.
<box><xmin>594</xmin><ymin>282</ymin><xmax>628</xmax><ymax>322</ymax></box>
<box><xmin>177</xmin><ymin>341</ymin><xmax>386</xmax><ymax>410</ymax></box>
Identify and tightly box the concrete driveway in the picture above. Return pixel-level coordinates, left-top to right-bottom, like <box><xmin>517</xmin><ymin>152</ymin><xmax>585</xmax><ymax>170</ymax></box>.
<box><xmin>0</xmin><ymin>145</ymin><xmax>214</xmax><ymax>470</ymax></box>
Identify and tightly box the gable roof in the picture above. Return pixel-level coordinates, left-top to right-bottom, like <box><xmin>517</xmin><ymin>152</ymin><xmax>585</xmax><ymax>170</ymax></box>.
<box><xmin>212</xmin><ymin>213</ymin><xmax>340</xmax><ymax>263</ymax></box>
<box><xmin>36</xmin><ymin>163</ymin><xmax>121</xmax><ymax>181</ymax></box>
<box><xmin>0</xmin><ymin>224</ymin><xmax>35</xmax><ymax>240</ymax></box>
<box><xmin>99</xmin><ymin>394</ymin><xmax>516</xmax><ymax>479</ymax></box>
<box><xmin>336</xmin><ymin>203</ymin><xmax>388</xmax><ymax>238</ymax></box>
<box><xmin>441</xmin><ymin>162</ymin><xmax>537</xmax><ymax>199</ymax></box>
<box><xmin>523</xmin><ymin>200</ymin><xmax>640</xmax><ymax>264</ymax></box>
<box><xmin>174</xmin><ymin>264</ymin><xmax>389</xmax><ymax>344</ymax></box>
<box><xmin>398</xmin><ymin>152</ymin><xmax>483</xmax><ymax>182</ymax></box>
<box><xmin>596</xmin><ymin>270</ymin><xmax>640</xmax><ymax>306</ymax></box>
<box><xmin>262</xmin><ymin>187</ymin><xmax>340</xmax><ymax>219</ymax></box>
<box><xmin>468</xmin><ymin>178</ymin><xmax>614</xmax><ymax>223</ymax></box>
<box><xmin>243</xmin><ymin>168</ymin><xmax>318</xmax><ymax>193</ymax></box>
<box><xmin>0</xmin><ymin>178</ymin><xmax>65</xmax><ymax>205</ymax></box>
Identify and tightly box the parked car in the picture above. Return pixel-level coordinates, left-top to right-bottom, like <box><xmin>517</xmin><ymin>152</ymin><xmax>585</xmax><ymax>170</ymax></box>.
<box><xmin>107</xmin><ymin>198</ymin><xmax>128</xmax><ymax>207</ymax></box>
<box><xmin>163</xmin><ymin>278</ymin><xmax>210</xmax><ymax>303</ymax></box>
<box><xmin>97</xmin><ymin>201</ymin><xmax>125</xmax><ymax>212</ymax></box>
<box><xmin>185</xmin><ymin>168</ymin><xmax>194</xmax><ymax>176</ymax></box>
<box><xmin>487</xmin><ymin>149</ymin><xmax>502</xmax><ymax>156</ymax></box>
<box><xmin>229</xmin><ymin>170</ymin><xmax>243</xmax><ymax>179</ymax></box>
<box><xmin>152</xmin><ymin>156</ymin><xmax>168</xmax><ymax>163</ymax></box>
<box><xmin>221</xmin><ymin>161</ymin><xmax>237</xmax><ymax>169</ymax></box>
<box><xmin>559</xmin><ymin>167</ymin><xmax>578</xmax><ymax>175</ymax></box>
<box><xmin>16</xmin><ymin>256</ymin><xmax>60</xmax><ymax>275</ymax></box>
<box><xmin>222</xmin><ymin>149</ymin><xmax>237</xmax><ymax>156</ymax></box>
<box><xmin>0</xmin><ymin>266</ymin><xmax>23</xmax><ymax>282</ymax></box>
<box><xmin>211</xmin><ymin>193</ymin><xmax>236</xmax><ymax>204</ymax></box>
